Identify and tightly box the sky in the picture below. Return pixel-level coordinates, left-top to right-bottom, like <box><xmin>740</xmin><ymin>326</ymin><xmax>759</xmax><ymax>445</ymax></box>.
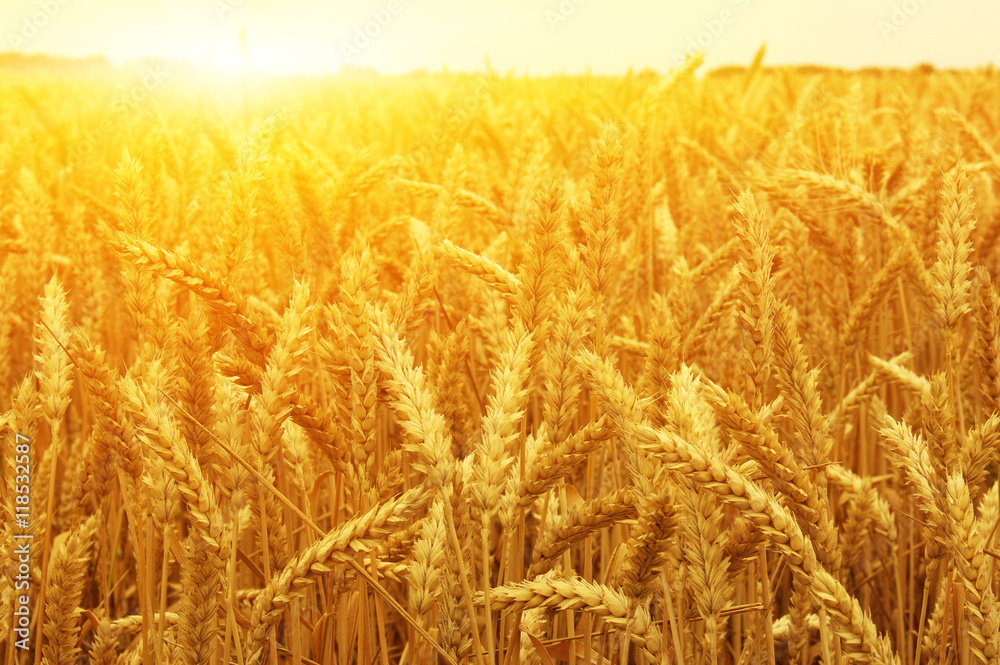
<box><xmin>1</xmin><ymin>0</ymin><xmax>996</xmax><ymax>75</ymax></box>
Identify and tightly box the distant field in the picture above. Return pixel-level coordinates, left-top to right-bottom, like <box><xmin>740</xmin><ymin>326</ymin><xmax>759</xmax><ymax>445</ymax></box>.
<box><xmin>1</xmin><ymin>53</ymin><xmax>999</xmax><ymax>665</ymax></box>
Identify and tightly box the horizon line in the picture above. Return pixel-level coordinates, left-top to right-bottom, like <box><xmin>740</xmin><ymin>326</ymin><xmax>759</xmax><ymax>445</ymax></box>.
<box><xmin>0</xmin><ymin>50</ymin><xmax>994</xmax><ymax>80</ymax></box>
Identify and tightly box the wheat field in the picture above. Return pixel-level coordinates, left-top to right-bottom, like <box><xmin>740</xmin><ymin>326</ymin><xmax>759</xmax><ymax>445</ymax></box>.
<box><xmin>1</xmin><ymin>51</ymin><xmax>999</xmax><ymax>665</ymax></box>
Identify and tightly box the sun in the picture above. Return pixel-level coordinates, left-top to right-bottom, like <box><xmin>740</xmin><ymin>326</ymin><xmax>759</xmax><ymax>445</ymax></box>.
<box><xmin>172</xmin><ymin>26</ymin><xmax>249</xmax><ymax>74</ymax></box>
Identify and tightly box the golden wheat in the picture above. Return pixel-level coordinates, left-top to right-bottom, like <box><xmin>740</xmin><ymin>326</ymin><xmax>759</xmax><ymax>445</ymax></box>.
<box><xmin>2</xmin><ymin>55</ymin><xmax>1000</xmax><ymax>665</ymax></box>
